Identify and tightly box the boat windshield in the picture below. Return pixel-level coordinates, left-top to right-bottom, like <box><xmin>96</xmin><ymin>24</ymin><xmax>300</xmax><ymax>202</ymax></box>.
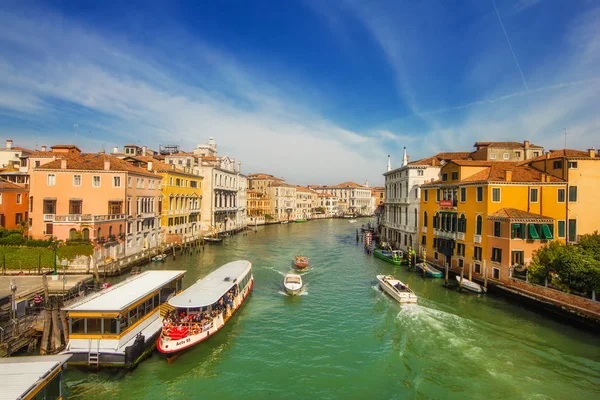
<box><xmin>286</xmin><ymin>276</ymin><xmax>301</xmax><ymax>284</ymax></box>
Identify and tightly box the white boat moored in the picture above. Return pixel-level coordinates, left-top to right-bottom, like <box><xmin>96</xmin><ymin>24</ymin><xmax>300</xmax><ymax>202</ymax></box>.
<box><xmin>455</xmin><ymin>276</ymin><xmax>487</xmax><ymax>294</ymax></box>
<box><xmin>376</xmin><ymin>275</ymin><xmax>417</xmax><ymax>304</ymax></box>
<box><xmin>283</xmin><ymin>274</ymin><xmax>303</xmax><ymax>295</ymax></box>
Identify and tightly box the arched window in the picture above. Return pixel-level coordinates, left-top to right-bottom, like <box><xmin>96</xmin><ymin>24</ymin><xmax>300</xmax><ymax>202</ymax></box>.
<box><xmin>109</xmin><ymin>226</ymin><xmax>113</xmax><ymax>238</ymax></box>
<box><xmin>69</xmin><ymin>228</ymin><xmax>77</xmax><ymax>241</ymax></box>
<box><xmin>423</xmin><ymin>211</ymin><xmax>428</xmax><ymax>227</ymax></box>
<box><xmin>459</xmin><ymin>214</ymin><xmax>467</xmax><ymax>233</ymax></box>
<box><xmin>451</xmin><ymin>214</ymin><xmax>457</xmax><ymax>232</ymax></box>
<box><xmin>476</xmin><ymin>215</ymin><xmax>483</xmax><ymax>235</ymax></box>
<box><xmin>82</xmin><ymin>228</ymin><xmax>89</xmax><ymax>241</ymax></box>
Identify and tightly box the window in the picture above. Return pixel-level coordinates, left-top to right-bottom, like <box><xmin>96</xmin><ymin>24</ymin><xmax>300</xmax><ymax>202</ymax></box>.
<box><xmin>417</xmin><ymin>170</ymin><xmax>423</xmax><ymax>176</ymax></box>
<box><xmin>460</xmin><ymin>187</ymin><xmax>466</xmax><ymax>202</ymax></box>
<box><xmin>492</xmin><ymin>188</ymin><xmax>501</xmax><ymax>202</ymax></box>
<box><xmin>69</xmin><ymin>200</ymin><xmax>82</xmax><ymax>214</ymax></box>
<box><xmin>128</xmin><ymin>177</ymin><xmax>132</xmax><ymax>187</ymax></box>
<box><xmin>492</xmin><ymin>268</ymin><xmax>500</xmax><ymax>279</ymax></box>
<box><xmin>73</xmin><ymin>175</ymin><xmax>82</xmax><ymax>186</ymax></box>
<box><xmin>474</xmin><ymin>263</ymin><xmax>481</xmax><ymax>274</ymax></box>
<box><xmin>491</xmin><ymin>248</ymin><xmax>502</xmax><ymax>263</ymax></box>
<box><xmin>568</xmin><ymin>161</ymin><xmax>578</xmax><ymax>169</ymax></box>
<box><xmin>82</xmin><ymin>228</ymin><xmax>89</xmax><ymax>241</ymax></box>
<box><xmin>424</xmin><ymin>190</ymin><xmax>428</xmax><ymax>202</ymax></box>
<box><xmin>29</xmin><ymin>196</ymin><xmax>33</xmax><ymax>211</ymax></box>
<box><xmin>421</xmin><ymin>235</ymin><xmax>426</xmax><ymax>245</ymax></box>
<box><xmin>503</xmin><ymin>153</ymin><xmax>509</xmax><ymax>160</ymax></box>
<box><xmin>476</xmin><ymin>215</ymin><xmax>483</xmax><ymax>235</ymax></box>
<box><xmin>423</xmin><ymin>211</ymin><xmax>428</xmax><ymax>227</ymax></box>
<box><xmin>457</xmin><ymin>243</ymin><xmax>465</xmax><ymax>256</ymax></box>
<box><xmin>113</xmin><ymin>176</ymin><xmax>121</xmax><ymax>187</ymax></box>
<box><xmin>458</xmin><ymin>214</ymin><xmax>466</xmax><ymax>233</ymax></box>
<box><xmin>568</xmin><ymin>219</ymin><xmax>577</xmax><ymax>242</ymax></box>
<box><xmin>557</xmin><ymin>188</ymin><xmax>565</xmax><ymax>203</ymax></box>
<box><xmin>530</xmin><ymin>188</ymin><xmax>538</xmax><ymax>203</ymax></box>
<box><xmin>474</xmin><ymin>246</ymin><xmax>482</xmax><ymax>261</ymax></box>
<box><xmin>434</xmin><ymin>252</ymin><xmax>438</xmax><ymax>261</ymax></box>
<box><xmin>515</xmin><ymin>151</ymin><xmax>521</xmax><ymax>158</ymax></box>
<box><xmin>109</xmin><ymin>201</ymin><xmax>123</xmax><ymax>215</ymax></box>
<box><xmin>0</xmin><ymin>193</ymin><xmax>2</xmax><ymax>204</ymax></box>
<box><xmin>458</xmin><ymin>258</ymin><xmax>464</xmax><ymax>268</ymax></box>
<box><xmin>511</xmin><ymin>223</ymin><xmax>525</xmax><ymax>239</ymax></box>
<box><xmin>533</xmin><ymin>152</ymin><xmax>540</xmax><ymax>157</ymax></box>
<box><xmin>476</xmin><ymin>187</ymin><xmax>483</xmax><ymax>202</ymax></box>
<box><xmin>552</xmin><ymin>160</ymin><xmax>563</xmax><ymax>169</ymax></box>
<box><xmin>35</xmin><ymin>160</ymin><xmax>41</xmax><ymax>167</ymax></box>
<box><xmin>92</xmin><ymin>176</ymin><xmax>101</xmax><ymax>188</ymax></box>
<box><xmin>568</xmin><ymin>186</ymin><xmax>577</xmax><ymax>202</ymax></box>
<box><xmin>512</xmin><ymin>250</ymin><xmax>524</xmax><ymax>266</ymax></box>
<box><xmin>15</xmin><ymin>213</ymin><xmax>23</xmax><ymax>225</ymax></box>
<box><xmin>557</xmin><ymin>220</ymin><xmax>565</xmax><ymax>238</ymax></box>
<box><xmin>494</xmin><ymin>221</ymin><xmax>501</xmax><ymax>237</ymax></box>
<box><xmin>45</xmin><ymin>223</ymin><xmax>53</xmax><ymax>235</ymax></box>
<box><xmin>47</xmin><ymin>174</ymin><xmax>56</xmax><ymax>186</ymax></box>
<box><xmin>442</xmin><ymin>173</ymin><xmax>448</xmax><ymax>182</ymax></box>
<box><xmin>16</xmin><ymin>193</ymin><xmax>22</xmax><ymax>204</ymax></box>
<box><xmin>43</xmin><ymin>199</ymin><xmax>56</xmax><ymax>214</ymax></box>
<box><xmin>436</xmin><ymin>189</ymin><xmax>440</xmax><ymax>202</ymax></box>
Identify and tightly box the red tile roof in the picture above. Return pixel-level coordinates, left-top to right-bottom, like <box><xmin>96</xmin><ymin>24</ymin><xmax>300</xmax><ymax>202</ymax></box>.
<box><xmin>37</xmin><ymin>153</ymin><xmax>156</xmax><ymax>177</ymax></box>
<box><xmin>488</xmin><ymin>208</ymin><xmax>554</xmax><ymax>221</ymax></box>
<box><xmin>519</xmin><ymin>149</ymin><xmax>596</xmax><ymax>165</ymax></box>
<box><xmin>474</xmin><ymin>141</ymin><xmax>543</xmax><ymax>149</ymax></box>
<box><xmin>460</xmin><ymin>164</ymin><xmax>563</xmax><ymax>183</ymax></box>
<box><xmin>50</xmin><ymin>144</ymin><xmax>82</xmax><ymax>151</ymax></box>
<box><xmin>408</xmin><ymin>152</ymin><xmax>472</xmax><ymax>166</ymax></box>
<box><xmin>0</xmin><ymin>146</ymin><xmax>34</xmax><ymax>153</ymax></box>
<box><xmin>0</xmin><ymin>178</ymin><xmax>26</xmax><ymax>190</ymax></box>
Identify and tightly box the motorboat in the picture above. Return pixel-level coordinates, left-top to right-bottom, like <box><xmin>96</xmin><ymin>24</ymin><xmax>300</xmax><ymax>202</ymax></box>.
<box><xmin>281</xmin><ymin>221</ymin><xmax>289</xmax><ymax>224</ymax></box>
<box><xmin>283</xmin><ymin>274</ymin><xmax>303</xmax><ymax>295</ymax></box>
<box><xmin>416</xmin><ymin>262</ymin><xmax>443</xmax><ymax>278</ymax></box>
<box><xmin>203</xmin><ymin>236</ymin><xmax>223</xmax><ymax>244</ymax></box>
<box><xmin>348</xmin><ymin>219</ymin><xmax>357</xmax><ymax>223</ymax></box>
<box><xmin>293</xmin><ymin>255</ymin><xmax>309</xmax><ymax>270</ymax></box>
<box><xmin>455</xmin><ymin>276</ymin><xmax>487</xmax><ymax>294</ymax></box>
<box><xmin>373</xmin><ymin>248</ymin><xmax>405</xmax><ymax>266</ymax></box>
<box><xmin>376</xmin><ymin>275</ymin><xmax>417</xmax><ymax>304</ymax></box>
<box><xmin>152</xmin><ymin>254</ymin><xmax>167</xmax><ymax>262</ymax></box>
<box><xmin>295</xmin><ymin>219</ymin><xmax>308</xmax><ymax>223</ymax></box>
<box><xmin>157</xmin><ymin>260</ymin><xmax>254</xmax><ymax>358</ymax></box>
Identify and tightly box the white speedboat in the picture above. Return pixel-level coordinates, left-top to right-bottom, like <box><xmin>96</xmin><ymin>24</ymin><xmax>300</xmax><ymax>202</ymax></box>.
<box><xmin>376</xmin><ymin>275</ymin><xmax>417</xmax><ymax>304</ymax></box>
<box><xmin>283</xmin><ymin>274</ymin><xmax>303</xmax><ymax>295</ymax></box>
<box><xmin>348</xmin><ymin>219</ymin><xmax>357</xmax><ymax>223</ymax></box>
<box><xmin>455</xmin><ymin>276</ymin><xmax>487</xmax><ymax>294</ymax></box>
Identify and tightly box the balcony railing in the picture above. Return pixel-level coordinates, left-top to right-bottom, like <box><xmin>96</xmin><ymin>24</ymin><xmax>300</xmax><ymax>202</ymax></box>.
<box><xmin>44</xmin><ymin>214</ymin><xmax>55</xmax><ymax>221</ymax></box>
<box><xmin>422</xmin><ymin>226</ymin><xmax>427</xmax><ymax>233</ymax></box>
<box><xmin>53</xmin><ymin>213</ymin><xmax>127</xmax><ymax>222</ymax></box>
<box><xmin>474</xmin><ymin>234</ymin><xmax>482</xmax><ymax>244</ymax></box>
<box><xmin>437</xmin><ymin>230</ymin><xmax>457</xmax><ymax>240</ymax></box>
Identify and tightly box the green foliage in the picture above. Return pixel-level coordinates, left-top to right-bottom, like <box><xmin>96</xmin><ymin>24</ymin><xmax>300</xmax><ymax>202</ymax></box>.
<box><xmin>315</xmin><ymin>207</ymin><xmax>326</xmax><ymax>214</ymax></box>
<box><xmin>578</xmin><ymin>231</ymin><xmax>600</xmax><ymax>262</ymax></box>
<box><xmin>57</xmin><ymin>243</ymin><xmax>94</xmax><ymax>262</ymax></box>
<box><xmin>0</xmin><ymin>247</ymin><xmax>55</xmax><ymax>270</ymax></box>
<box><xmin>264</xmin><ymin>214</ymin><xmax>274</xmax><ymax>221</ymax></box>
<box><xmin>0</xmin><ymin>233</ymin><xmax>26</xmax><ymax>245</ymax></box>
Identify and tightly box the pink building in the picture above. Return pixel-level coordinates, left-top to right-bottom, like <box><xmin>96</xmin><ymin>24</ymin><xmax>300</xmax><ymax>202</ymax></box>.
<box><xmin>29</xmin><ymin>153</ymin><xmax>162</xmax><ymax>259</ymax></box>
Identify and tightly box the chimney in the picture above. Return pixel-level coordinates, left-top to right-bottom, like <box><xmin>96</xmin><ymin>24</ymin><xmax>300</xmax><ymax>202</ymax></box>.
<box><xmin>113</xmin><ymin>146</ymin><xmax>119</xmax><ymax>154</ymax></box>
<box><xmin>104</xmin><ymin>160</ymin><xmax>110</xmax><ymax>170</ymax></box>
<box><xmin>541</xmin><ymin>173</ymin><xmax>547</xmax><ymax>182</ymax></box>
<box><xmin>524</xmin><ymin>140</ymin><xmax>530</xmax><ymax>149</ymax></box>
<box><xmin>142</xmin><ymin>146</ymin><xmax>147</xmax><ymax>156</ymax></box>
<box><xmin>60</xmin><ymin>159</ymin><xmax>67</xmax><ymax>169</ymax></box>
<box><xmin>237</xmin><ymin>161</ymin><xmax>241</xmax><ymax>173</ymax></box>
<box><xmin>41</xmin><ymin>145</ymin><xmax>47</xmax><ymax>152</ymax></box>
<box><xmin>505</xmin><ymin>170</ymin><xmax>512</xmax><ymax>182</ymax></box>
<box><xmin>588</xmin><ymin>147</ymin><xmax>595</xmax><ymax>158</ymax></box>
<box><xmin>147</xmin><ymin>161</ymin><xmax>153</xmax><ymax>171</ymax></box>
<box><xmin>5</xmin><ymin>139</ymin><xmax>13</xmax><ymax>149</ymax></box>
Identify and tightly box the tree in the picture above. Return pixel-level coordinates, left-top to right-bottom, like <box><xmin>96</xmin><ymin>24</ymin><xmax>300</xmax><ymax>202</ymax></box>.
<box><xmin>315</xmin><ymin>207</ymin><xmax>326</xmax><ymax>214</ymax></box>
<box><xmin>529</xmin><ymin>241</ymin><xmax>563</xmax><ymax>285</ymax></box>
<box><xmin>578</xmin><ymin>231</ymin><xmax>600</xmax><ymax>262</ymax></box>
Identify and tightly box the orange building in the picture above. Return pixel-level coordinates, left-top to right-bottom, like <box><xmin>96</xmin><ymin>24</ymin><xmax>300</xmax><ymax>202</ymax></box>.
<box><xmin>0</xmin><ymin>179</ymin><xmax>28</xmax><ymax>230</ymax></box>
<box><xmin>247</xmin><ymin>190</ymin><xmax>271</xmax><ymax>217</ymax></box>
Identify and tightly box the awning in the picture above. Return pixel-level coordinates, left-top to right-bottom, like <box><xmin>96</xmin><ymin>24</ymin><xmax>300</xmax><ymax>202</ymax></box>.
<box><xmin>512</xmin><ymin>223</ymin><xmax>521</xmax><ymax>227</ymax></box>
<box><xmin>541</xmin><ymin>224</ymin><xmax>553</xmax><ymax>240</ymax></box>
<box><xmin>528</xmin><ymin>224</ymin><xmax>540</xmax><ymax>240</ymax></box>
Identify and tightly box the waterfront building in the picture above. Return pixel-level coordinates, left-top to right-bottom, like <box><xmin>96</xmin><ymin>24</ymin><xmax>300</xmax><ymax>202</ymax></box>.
<box><xmin>382</xmin><ymin>149</ymin><xmax>471</xmax><ymax>253</ymax></box>
<box><xmin>29</xmin><ymin>153</ymin><xmax>162</xmax><ymax>260</ymax></box>
<box><xmin>372</xmin><ymin>186</ymin><xmax>385</xmax><ymax>208</ymax></box>
<box><xmin>0</xmin><ymin>139</ymin><xmax>32</xmax><ymax>170</ymax></box>
<box><xmin>0</xmin><ymin>178</ymin><xmax>28</xmax><ymax>230</ymax></box>
<box><xmin>310</xmin><ymin>181</ymin><xmax>374</xmax><ymax>216</ymax></box>
<box><xmin>470</xmin><ymin>140</ymin><xmax>544</xmax><ymax>161</ymax></box>
<box><xmin>248</xmin><ymin>173</ymin><xmax>285</xmax><ymax>195</ymax></box>
<box><xmin>247</xmin><ymin>189</ymin><xmax>272</xmax><ymax>225</ymax></box>
<box><xmin>520</xmin><ymin>148</ymin><xmax>600</xmax><ymax>241</ymax></box>
<box><xmin>123</xmin><ymin>156</ymin><xmax>203</xmax><ymax>245</ymax></box>
<box><xmin>295</xmin><ymin>186</ymin><xmax>317</xmax><ymax>220</ymax></box>
<box><xmin>419</xmin><ymin>160</ymin><xmax>567</xmax><ymax>282</ymax></box>
<box><xmin>269</xmin><ymin>182</ymin><xmax>296</xmax><ymax>222</ymax></box>
<box><xmin>317</xmin><ymin>193</ymin><xmax>338</xmax><ymax>216</ymax></box>
<box><xmin>0</xmin><ymin>354</ymin><xmax>71</xmax><ymax>400</ymax></box>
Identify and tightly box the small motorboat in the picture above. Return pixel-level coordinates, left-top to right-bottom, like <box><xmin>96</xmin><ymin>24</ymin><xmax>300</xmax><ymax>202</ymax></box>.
<box><xmin>293</xmin><ymin>255</ymin><xmax>309</xmax><ymax>270</ymax></box>
<box><xmin>376</xmin><ymin>275</ymin><xmax>417</xmax><ymax>304</ymax></box>
<box><xmin>348</xmin><ymin>219</ymin><xmax>357</xmax><ymax>223</ymax></box>
<box><xmin>203</xmin><ymin>236</ymin><xmax>223</xmax><ymax>243</ymax></box>
<box><xmin>283</xmin><ymin>273</ymin><xmax>303</xmax><ymax>295</ymax></box>
<box><xmin>152</xmin><ymin>254</ymin><xmax>167</xmax><ymax>262</ymax></box>
<box><xmin>455</xmin><ymin>276</ymin><xmax>487</xmax><ymax>294</ymax></box>
<box><xmin>416</xmin><ymin>262</ymin><xmax>443</xmax><ymax>278</ymax></box>
<box><xmin>281</xmin><ymin>221</ymin><xmax>289</xmax><ymax>224</ymax></box>
<box><xmin>295</xmin><ymin>219</ymin><xmax>308</xmax><ymax>223</ymax></box>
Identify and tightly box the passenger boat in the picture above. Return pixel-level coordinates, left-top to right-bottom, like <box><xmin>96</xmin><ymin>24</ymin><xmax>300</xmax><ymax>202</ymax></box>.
<box><xmin>373</xmin><ymin>248</ymin><xmax>405</xmax><ymax>266</ymax></box>
<box><xmin>376</xmin><ymin>275</ymin><xmax>417</xmax><ymax>304</ymax></box>
<box><xmin>456</xmin><ymin>276</ymin><xmax>487</xmax><ymax>294</ymax></box>
<box><xmin>157</xmin><ymin>260</ymin><xmax>254</xmax><ymax>358</ymax></box>
<box><xmin>62</xmin><ymin>270</ymin><xmax>186</xmax><ymax>368</ymax></box>
<box><xmin>283</xmin><ymin>273</ymin><xmax>303</xmax><ymax>295</ymax></box>
<box><xmin>293</xmin><ymin>255</ymin><xmax>309</xmax><ymax>270</ymax></box>
<box><xmin>416</xmin><ymin>262</ymin><xmax>443</xmax><ymax>278</ymax></box>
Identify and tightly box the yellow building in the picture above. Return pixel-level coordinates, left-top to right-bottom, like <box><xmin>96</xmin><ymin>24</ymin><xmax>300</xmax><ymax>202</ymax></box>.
<box><xmin>247</xmin><ymin>189</ymin><xmax>271</xmax><ymax>217</ymax></box>
<box><xmin>124</xmin><ymin>157</ymin><xmax>203</xmax><ymax>243</ymax></box>
<box><xmin>519</xmin><ymin>148</ymin><xmax>600</xmax><ymax>241</ymax></box>
<box><xmin>419</xmin><ymin>160</ymin><xmax>567</xmax><ymax>282</ymax></box>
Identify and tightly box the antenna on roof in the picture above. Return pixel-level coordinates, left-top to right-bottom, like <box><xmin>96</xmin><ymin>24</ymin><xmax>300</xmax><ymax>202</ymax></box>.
<box><xmin>563</xmin><ymin>128</ymin><xmax>567</xmax><ymax>149</ymax></box>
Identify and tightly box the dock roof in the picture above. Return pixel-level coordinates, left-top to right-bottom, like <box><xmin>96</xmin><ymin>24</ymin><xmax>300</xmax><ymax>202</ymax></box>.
<box><xmin>169</xmin><ymin>260</ymin><xmax>251</xmax><ymax>308</ymax></box>
<box><xmin>0</xmin><ymin>354</ymin><xmax>71</xmax><ymax>400</ymax></box>
<box><xmin>64</xmin><ymin>271</ymin><xmax>185</xmax><ymax>312</ymax></box>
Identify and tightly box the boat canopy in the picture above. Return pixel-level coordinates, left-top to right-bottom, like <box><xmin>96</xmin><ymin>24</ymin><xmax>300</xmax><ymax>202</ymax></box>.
<box><xmin>169</xmin><ymin>260</ymin><xmax>252</xmax><ymax>309</ymax></box>
<box><xmin>64</xmin><ymin>270</ymin><xmax>186</xmax><ymax>313</ymax></box>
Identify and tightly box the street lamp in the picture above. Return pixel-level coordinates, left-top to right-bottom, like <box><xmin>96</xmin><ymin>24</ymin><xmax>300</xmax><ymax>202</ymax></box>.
<box><xmin>10</xmin><ymin>279</ymin><xmax>17</xmax><ymax>320</ymax></box>
<box><xmin>51</xmin><ymin>237</ymin><xmax>58</xmax><ymax>275</ymax></box>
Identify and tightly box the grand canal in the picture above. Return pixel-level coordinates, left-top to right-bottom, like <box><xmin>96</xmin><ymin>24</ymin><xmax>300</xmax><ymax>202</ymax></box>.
<box><xmin>64</xmin><ymin>219</ymin><xmax>600</xmax><ymax>399</ymax></box>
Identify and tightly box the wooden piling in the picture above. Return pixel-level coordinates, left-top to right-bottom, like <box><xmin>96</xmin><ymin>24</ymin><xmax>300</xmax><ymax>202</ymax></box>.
<box><xmin>483</xmin><ymin>260</ymin><xmax>488</xmax><ymax>290</ymax></box>
<box><xmin>60</xmin><ymin>310</ymin><xmax>69</xmax><ymax>344</ymax></box>
<box><xmin>444</xmin><ymin>263</ymin><xmax>449</xmax><ymax>286</ymax></box>
<box><xmin>51</xmin><ymin>307</ymin><xmax>61</xmax><ymax>351</ymax></box>
<box><xmin>40</xmin><ymin>310</ymin><xmax>51</xmax><ymax>355</ymax></box>
<box><xmin>459</xmin><ymin>267</ymin><xmax>464</xmax><ymax>291</ymax></box>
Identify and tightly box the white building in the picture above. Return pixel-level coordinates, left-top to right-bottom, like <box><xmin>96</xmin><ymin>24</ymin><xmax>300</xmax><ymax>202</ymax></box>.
<box><xmin>382</xmin><ymin>149</ymin><xmax>470</xmax><ymax>253</ymax></box>
<box><xmin>310</xmin><ymin>181</ymin><xmax>374</xmax><ymax>216</ymax></box>
<box><xmin>317</xmin><ymin>193</ymin><xmax>338</xmax><ymax>216</ymax></box>
<box><xmin>295</xmin><ymin>186</ymin><xmax>317</xmax><ymax>220</ymax></box>
<box><xmin>269</xmin><ymin>182</ymin><xmax>296</xmax><ymax>222</ymax></box>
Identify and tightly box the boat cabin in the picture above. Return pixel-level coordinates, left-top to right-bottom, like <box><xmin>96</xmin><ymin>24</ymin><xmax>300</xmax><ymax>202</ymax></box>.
<box><xmin>0</xmin><ymin>354</ymin><xmax>71</xmax><ymax>400</ymax></box>
<box><xmin>63</xmin><ymin>270</ymin><xmax>185</xmax><ymax>367</ymax></box>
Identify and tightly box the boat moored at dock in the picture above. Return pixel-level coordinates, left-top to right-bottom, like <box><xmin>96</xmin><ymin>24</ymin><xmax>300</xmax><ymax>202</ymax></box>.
<box><xmin>416</xmin><ymin>262</ymin><xmax>443</xmax><ymax>278</ymax></box>
<box><xmin>376</xmin><ymin>275</ymin><xmax>417</xmax><ymax>304</ymax></box>
<box><xmin>157</xmin><ymin>260</ymin><xmax>254</xmax><ymax>357</ymax></box>
<box><xmin>63</xmin><ymin>270</ymin><xmax>186</xmax><ymax>368</ymax></box>
<box><xmin>373</xmin><ymin>248</ymin><xmax>405</xmax><ymax>266</ymax></box>
<box><xmin>456</xmin><ymin>276</ymin><xmax>487</xmax><ymax>294</ymax></box>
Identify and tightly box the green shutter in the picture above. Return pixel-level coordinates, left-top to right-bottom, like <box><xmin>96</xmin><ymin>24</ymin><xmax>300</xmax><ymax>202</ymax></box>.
<box><xmin>541</xmin><ymin>224</ymin><xmax>553</xmax><ymax>240</ymax></box>
<box><xmin>528</xmin><ymin>224</ymin><xmax>540</xmax><ymax>240</ymax></box>
<box><xmin>558</xmin><ymin>221</ymin><xmax>565</xmax><ymax>238</ymax></box>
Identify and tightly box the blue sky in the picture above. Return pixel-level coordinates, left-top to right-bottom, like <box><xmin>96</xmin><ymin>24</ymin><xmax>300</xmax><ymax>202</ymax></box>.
<box><xmin>0</xmin><ymin>0</ymin><xmax>598</xmax><ymax>185</ymax></box>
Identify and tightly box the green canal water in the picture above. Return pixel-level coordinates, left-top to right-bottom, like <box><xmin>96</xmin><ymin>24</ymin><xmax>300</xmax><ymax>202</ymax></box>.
<box><xmin>64</xmin><ymin>219</ymin><xmax>600</xmax><ymax>399</ymax></box>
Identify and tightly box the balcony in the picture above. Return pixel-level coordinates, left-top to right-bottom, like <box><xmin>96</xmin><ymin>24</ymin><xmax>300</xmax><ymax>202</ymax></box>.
<box><xmin>44</xmin><ymin>214</ymin><xmax>55</xmax><ymax>221</ymax></box>
<box><xmin>474</xmin><ymin>234</ymin><xmax>482</xmax><ymax>244</ymax></box>
<box><xmin>54</xmin><ymin>213</ymin><xmax>127</xmax><ymax>223</ymax></box>
<box><xmin>422</xmin><ymin>226</ymin><xmax>427</xmax><ymax>233</ymax></box>
<box><xmin>437</xmin><ymin>230</ymin><xmax>457</xmax><ymax>240</ymax></box>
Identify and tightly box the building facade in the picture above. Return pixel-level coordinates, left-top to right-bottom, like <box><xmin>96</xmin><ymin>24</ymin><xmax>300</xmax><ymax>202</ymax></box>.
<box><xmin>269</xmin><ymin>183</ymin><xmax>296</xmax><ymax>222</ymax></box>
<box><xmin>0</xmin><ymin>179</ymin><xmax>28</xmax><ymax>230</ymax></box>
<box><xmin>311</xmin><ymin>181</ymin><xmax>374</xmax><ymax>216</ymax></box>
<box><xmin>317</xmin><ymin>193</ymin><xmax>338</xmax><ymax>216</ymax></box>
<box><xmin>295</xmin><ymin>186</ymin><xmax>317</xmax><ymax>220</ymax></box>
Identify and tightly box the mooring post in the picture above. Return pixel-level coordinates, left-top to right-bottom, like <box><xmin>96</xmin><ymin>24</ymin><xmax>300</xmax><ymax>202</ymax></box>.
<box><xmin>459</xmin><ymin>267</ymin><xmax>464</xmax><ymax>291</ymax></box>
<box><xmin>444</xmin><ymin>263</ymin><xmax>449</xmax><ymax>286</ymax></box>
